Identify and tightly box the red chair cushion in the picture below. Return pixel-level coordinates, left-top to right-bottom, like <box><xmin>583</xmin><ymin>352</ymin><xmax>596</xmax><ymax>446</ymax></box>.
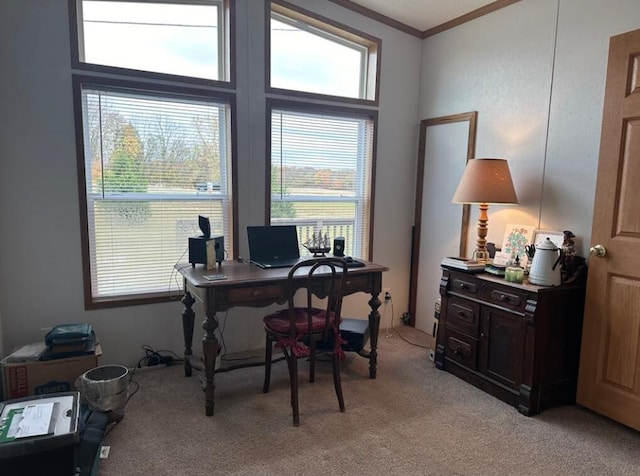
<box><xmin>263</xmin><ymin>307</ymin><xmax>335</xmax><ymax>335</ymax></box>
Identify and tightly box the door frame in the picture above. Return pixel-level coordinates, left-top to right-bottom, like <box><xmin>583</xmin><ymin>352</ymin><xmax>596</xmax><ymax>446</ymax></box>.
<box><xmin>408</xmin><ymin>111</ymin><xmax>477</xmax><ymax>327</ymax></box>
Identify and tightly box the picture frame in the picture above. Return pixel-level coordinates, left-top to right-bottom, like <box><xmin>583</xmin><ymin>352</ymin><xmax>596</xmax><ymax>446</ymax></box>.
<box><xmin>532</xmin><ymin>230</ymin><xmax>564</xmax><ymax>248</ymax></box>
<box><xmin>501</xmin><ymin>224</ymin><xmax>535</xmax><ymax>262</ymax></box>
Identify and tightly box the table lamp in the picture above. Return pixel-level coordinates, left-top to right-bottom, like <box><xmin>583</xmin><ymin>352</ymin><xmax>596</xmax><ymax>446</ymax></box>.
<box><xmin>452</xmin><ymin>158</ymin><xmax>518</xmax><ymax>262</ymax></box>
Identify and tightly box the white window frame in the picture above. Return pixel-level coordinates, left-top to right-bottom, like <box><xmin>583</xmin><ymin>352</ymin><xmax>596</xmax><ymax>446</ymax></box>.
<box><xmin>72</xmin><ymin>76</ymin><xmax>236</xmax><ymax>309</ymax></box>
<box><xmin>69</xmin><ymin>0</ymin><xmax>236</xmax><ymax>309</ymax></box>
<box><xmin>70</xmin><ymin>0</ymin><xmax>233</xmax><ymax>87</ymax></box>
<box><xmin>267</xmin><ymin>100</ymin><xmax>376</xmax><ymax>260</ymax></box>
<box><xmin>268</xmin><ymin>0</ymin><xmax>380</xmax><ymax>104</ymax></box>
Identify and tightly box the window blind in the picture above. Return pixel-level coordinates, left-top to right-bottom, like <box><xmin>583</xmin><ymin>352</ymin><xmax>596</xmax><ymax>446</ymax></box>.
<box><xmin>270</xmin><ymin>107</ymin><xmax>374</xmax><ymax>258</ymax></box>
<box><xmin>80</xmin><ymin>85</ymin><xmax>232</xmax><ymax>300</ymax></box>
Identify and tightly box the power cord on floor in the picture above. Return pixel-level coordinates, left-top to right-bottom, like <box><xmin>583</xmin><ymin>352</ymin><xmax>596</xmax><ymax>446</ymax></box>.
<box><xmin>383</xmin><ymin>296</ymin><xmax>430</xmax><ymax>349</ymax></box>
<box><xmin>395</xmin><ymin>325</ymin><xmax>430</xmax><ymax>349</ymax></box>
<box><xmin>134</xmin><ymin>344</ymin><xmax>184</xmax><ymax>369</ymax></box>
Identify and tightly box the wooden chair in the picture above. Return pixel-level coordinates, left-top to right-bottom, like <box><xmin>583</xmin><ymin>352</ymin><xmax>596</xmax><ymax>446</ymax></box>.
<box><xmin>262</xmin><ymin>257</ymin><xmax>348</xmax><ymax>426</ymax></box>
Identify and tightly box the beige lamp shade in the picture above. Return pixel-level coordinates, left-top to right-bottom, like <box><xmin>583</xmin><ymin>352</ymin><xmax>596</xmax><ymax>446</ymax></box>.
<box><xmin>452</xmin><ymin>158</ymin><xmax>518</xmax><ymax>205</ymax></box>
<box><xmin>452</xmin><ymin>158</ymin><xmax>518</xmax><ymax>262</ymax></box>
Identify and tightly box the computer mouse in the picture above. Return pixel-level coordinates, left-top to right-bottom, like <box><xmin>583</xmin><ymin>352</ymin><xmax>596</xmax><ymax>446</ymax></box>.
<box><xmin>344</xmin><ymin>256</ymin><xmax>353</xmax><ymax>263</ymax></box>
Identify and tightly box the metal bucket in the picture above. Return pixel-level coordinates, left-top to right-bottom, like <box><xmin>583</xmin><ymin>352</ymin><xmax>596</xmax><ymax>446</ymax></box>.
<box><xmin>76</xmin><ymin>365</ymin><xmax>130</xmax><ymax>421</ymax></box>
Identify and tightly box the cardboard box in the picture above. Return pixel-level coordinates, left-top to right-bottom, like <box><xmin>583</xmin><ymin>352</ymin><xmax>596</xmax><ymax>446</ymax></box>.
<box><xmin>1</xmin><ymin>345</ymin><xmax>101</xmax><ymax>401</ymax></box>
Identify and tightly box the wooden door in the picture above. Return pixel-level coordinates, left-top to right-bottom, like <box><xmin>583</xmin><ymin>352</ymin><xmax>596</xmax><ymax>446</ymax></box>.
<box><xmin>576</xmin><ymin>28</ymin><xmax>640</xmax><ymax>431</ymax></box>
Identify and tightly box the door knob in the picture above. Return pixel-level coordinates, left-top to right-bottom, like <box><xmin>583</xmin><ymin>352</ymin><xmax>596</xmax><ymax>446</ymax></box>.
<box><xmin>589</xmin><ymin>244</ymin><xmax>606</xmax><ymax>258</ymax></box>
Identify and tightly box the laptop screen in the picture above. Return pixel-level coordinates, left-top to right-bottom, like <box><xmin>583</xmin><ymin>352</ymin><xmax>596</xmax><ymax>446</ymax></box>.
<box><xmin>247</xmin><ymin>225</ymin><xmax>300</xmax><ymax>265</ymax></box>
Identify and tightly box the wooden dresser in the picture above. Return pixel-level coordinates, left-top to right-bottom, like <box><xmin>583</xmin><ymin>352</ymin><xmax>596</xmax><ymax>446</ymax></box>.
<box><xmin>435</xmin><ymin>268</ymin><xmax>586</xmax><ymax>416</ymax></box>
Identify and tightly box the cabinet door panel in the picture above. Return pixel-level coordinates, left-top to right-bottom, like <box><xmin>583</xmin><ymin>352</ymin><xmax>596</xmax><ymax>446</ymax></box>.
<box><xmin>479</xmin><ymin>307</ymin><xmax>525</xmax><ymax>389</ymax></box>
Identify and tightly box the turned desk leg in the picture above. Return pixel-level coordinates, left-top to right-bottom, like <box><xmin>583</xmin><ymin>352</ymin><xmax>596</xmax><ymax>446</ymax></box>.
<box><xmin>367</xmin><ymin>293</ymin><xmax>382</xmax><ymax>379</ymax></box>
<box><xmin>202</xmin><ymin>310</ymin><xmax>220</xmax><ymax>417</ymax></box>
<box><xmin>181</xmin><ymin>290</ymin><xmax>196</xmax><ymax>378</ymax></box>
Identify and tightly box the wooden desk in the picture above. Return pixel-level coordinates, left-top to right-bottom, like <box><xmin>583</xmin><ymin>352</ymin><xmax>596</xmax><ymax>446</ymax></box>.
<box><xmin>176</xmin><ymin>260</ymin><xmax>389</xmax><ymax>416</ymax></box>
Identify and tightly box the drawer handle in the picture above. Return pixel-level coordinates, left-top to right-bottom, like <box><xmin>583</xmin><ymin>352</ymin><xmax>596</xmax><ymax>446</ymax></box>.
<box><xmin>457</xmin><ymin>311</ymin><xmax>466</xmax><ymax>317</ymax></box>
<box><xmin>459</xmin><ymin>283</ymin><xmax>467</xmax><ymax>290</ymax></box>
<box><xmin>252</xmin><ymin>290</ymin><xmax>261</xmax><ymax>297</ymax></box>
<box><xmin>499</xmin><ymin>294</ymin><xmax>508</xmax><ymax>302</ymax></box>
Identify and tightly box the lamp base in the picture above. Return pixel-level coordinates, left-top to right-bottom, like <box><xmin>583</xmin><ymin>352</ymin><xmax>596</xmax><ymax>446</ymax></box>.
<box><xmin>473</xmin><ymin>202</ymin><xmax>490</xmax><ymax>263</ymax></box>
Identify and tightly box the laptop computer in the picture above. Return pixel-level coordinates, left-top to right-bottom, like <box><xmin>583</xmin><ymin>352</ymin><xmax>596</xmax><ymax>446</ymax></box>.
<box><xmin>247</xmin><ymin>225</ymin><xmax>301</xmax><ymax>269</ymax></box>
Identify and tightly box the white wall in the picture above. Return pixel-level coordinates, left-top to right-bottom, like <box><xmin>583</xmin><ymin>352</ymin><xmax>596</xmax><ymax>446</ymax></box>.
<box><xmin>415</xmin><ymin>0</ymin><xmax>640</xmax><ymax>332</ymax></box>
<box><xmin>4</xmin><ymin>0</ymin><xmax>636</xmax><ymax>360</ymax></box>
<box><xmin>0</xmin><ymin>0</ymin><xmax>421</xmax><ymax>364</ymax></box>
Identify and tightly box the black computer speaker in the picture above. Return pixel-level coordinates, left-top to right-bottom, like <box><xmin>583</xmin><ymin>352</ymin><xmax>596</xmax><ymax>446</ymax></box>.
<box><xmin>333</xmin><ymin>237</ymin><xmax>345</xmax><ymax>257</ymax></box>
<box><xmin>189</xmin><ymin>235</ymin><xmax>224</xmax><ymax>267</ymax></box>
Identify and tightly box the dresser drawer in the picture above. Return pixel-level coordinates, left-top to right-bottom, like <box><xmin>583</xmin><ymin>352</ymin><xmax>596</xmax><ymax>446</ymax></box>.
<box><xmin>227</xmin><ymin>285</ymin><xmax>284</xmax><ymax>304</ymax></box>
<box><xmin>449</xmin><ymin>276</ymin><xmax>479</xmax><ymax>297</ymax></box>
<box><xmin>485</xmin><ymin>284</ymin><xmax>528</xmax><ymax>312</ymax></box>
<box><xmin>446</xmin><ymin>297</ymin><xmax>480</xmax><ymax>337</ymax></box>
<box><xmin>444</xmin><ymin>328</ymin><xmax>477</xmax><ymax>370</ymax></box>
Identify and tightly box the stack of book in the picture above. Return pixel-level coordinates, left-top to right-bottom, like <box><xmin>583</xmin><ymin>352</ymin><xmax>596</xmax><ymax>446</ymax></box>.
<box><xmin>440</xmin><ymin>257</ymin><xmax>486</xmax><ymax>272</ymax></box>
<box><xmin>40</xmin><ymin>323</ymin><xmax>97</xmax><ymax>360</ymax></box>
<box><xmin>485</xmin><ymin>263</ymin><xmax>507</xmax><ymax>276</ymax></box>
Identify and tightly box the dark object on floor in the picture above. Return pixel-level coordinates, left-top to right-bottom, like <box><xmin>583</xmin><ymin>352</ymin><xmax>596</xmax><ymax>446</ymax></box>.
<box><xmin>76</xmin><ymin>409</ymin><xmax>110</xmax><ymax>476</ymax></box>
<box><xmin>310</xmin><ymin>317</ymin><xmax>369</xmax><ymax>353</ymax></box>
<box><xmin>337</xmin><ymin>318</ymin><xmax>369</xmax><ymax>352</ymax></box>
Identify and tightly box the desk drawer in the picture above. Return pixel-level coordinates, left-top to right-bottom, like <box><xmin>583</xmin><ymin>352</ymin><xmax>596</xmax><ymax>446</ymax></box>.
<box><xmin>227</xmin><ymin>285</ymin><xmax>284</xmax><ymax>304</ymax></box>
<box><xmin>342</xmin><ymin>276</ymin><xmax>370</xmax><ymax>294</ymax></box>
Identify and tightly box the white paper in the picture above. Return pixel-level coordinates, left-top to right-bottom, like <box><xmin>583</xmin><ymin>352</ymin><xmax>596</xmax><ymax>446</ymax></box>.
<box><xmin>493</xmin><ymin>251</ymin><xmax>511</xmax><ymax>266</ymax></box>
<box><xmin>15</xmin><ymin>402</ymin><xmax>54</xmax><ymax>438</ymax></box>
<box><xmin>206</xmin><ymin>240</ymin><xmax>216</xmax><ymax>270</ymax></box>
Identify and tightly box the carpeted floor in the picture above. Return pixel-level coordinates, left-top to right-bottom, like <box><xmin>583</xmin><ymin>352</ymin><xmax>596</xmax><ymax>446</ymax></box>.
<box><xmin>97</xmin><ymin>326</ymin><xmax>640</xmax><ymax>475</ymax></box>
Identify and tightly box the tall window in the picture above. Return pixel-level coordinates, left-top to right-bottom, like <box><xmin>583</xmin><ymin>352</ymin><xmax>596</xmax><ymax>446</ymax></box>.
<box><xmin>267</xmin><ymin>2</ymin><xmax>379</xmax><ymax>258</ymax></box>
<box><xmin>269</xmin><ymin>103</ymin><xmax>375</xmax><ymax>258</ymax></box>
<box><xmin>269</xmin><ymin>1</ymin><xmax>379</xmax><ymax>102</ymax></box>
<box><xmin>72</xmin><ymin>0</ymin><xmax>231</xmax><ymax>84</ymax></box>
<box><xmin>74</xmin><ymin>78</ymin><xmax>234</xmax><ymax>307</ymax></box>
<box><xmin>70</xmin><ymin>0</ymin><xmax>235</xmax><ymax>308</ymax></box>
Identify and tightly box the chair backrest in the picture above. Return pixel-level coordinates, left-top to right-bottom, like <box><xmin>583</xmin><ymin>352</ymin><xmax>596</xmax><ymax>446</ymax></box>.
<box><xmin>285</xmin><ymin>257</ymin><xmax>348</xmax><ymax>342</ymax></box>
